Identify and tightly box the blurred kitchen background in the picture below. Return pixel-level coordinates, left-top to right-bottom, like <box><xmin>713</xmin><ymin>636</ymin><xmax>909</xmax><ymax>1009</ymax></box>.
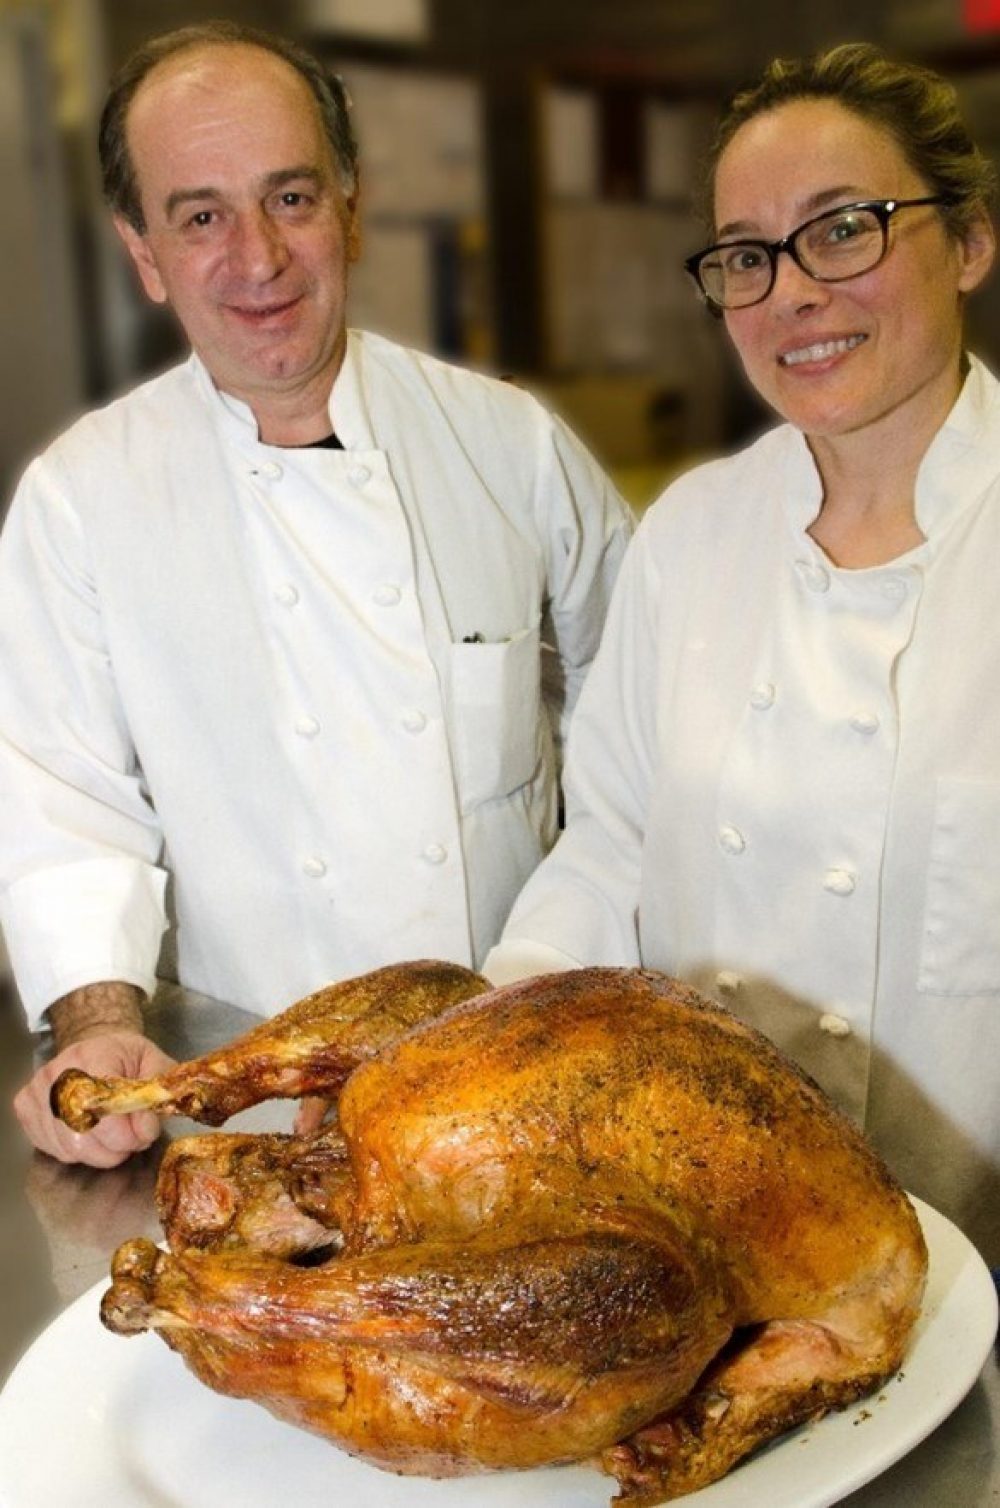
<box><xmin>3</xmin><ymin>0</ymin><xmax>1000</xmax><ymax>521</ymax></box>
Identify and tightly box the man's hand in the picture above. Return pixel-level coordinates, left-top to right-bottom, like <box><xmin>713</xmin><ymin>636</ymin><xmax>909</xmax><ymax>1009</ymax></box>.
<box><xmin>13</xmin><ymin>982</ymin><xmax>176</xmax><ymax>1167</ymax></box>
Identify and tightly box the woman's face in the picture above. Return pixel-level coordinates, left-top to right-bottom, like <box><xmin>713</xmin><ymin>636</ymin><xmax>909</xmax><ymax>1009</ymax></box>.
<box><xmin>713</xmin><ymin>98</ymin><xmax>994</xmax><ymax>446</ymax></box>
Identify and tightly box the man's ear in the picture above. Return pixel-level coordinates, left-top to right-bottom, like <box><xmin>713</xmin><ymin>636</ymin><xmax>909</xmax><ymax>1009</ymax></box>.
<box><xmin>113</xmin><ymin>214</ymin><xmax>168</xmax><ymax>304</ymax></box>
<box><xmin>344</xmin><ymin>175</ymin><xmax>362</xmax><ymax>264</ymax></box>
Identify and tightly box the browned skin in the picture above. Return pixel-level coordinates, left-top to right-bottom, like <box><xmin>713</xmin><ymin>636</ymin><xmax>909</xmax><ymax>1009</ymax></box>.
<box><xmin>51</xmin><ymin>960</ymin><xmax>489</xmax><ymax>1129</ymax></box>
<box><xmin>89</xmin><ymin>967</ymin><xmax>927</xmax><ymax>1503</ymax></box>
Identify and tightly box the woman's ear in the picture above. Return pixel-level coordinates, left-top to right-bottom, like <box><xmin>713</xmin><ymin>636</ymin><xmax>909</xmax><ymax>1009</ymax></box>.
<box><xmin>957</xmin><ymin>208</ymin><xmax>996</xmax><ymax>295</ymax></box>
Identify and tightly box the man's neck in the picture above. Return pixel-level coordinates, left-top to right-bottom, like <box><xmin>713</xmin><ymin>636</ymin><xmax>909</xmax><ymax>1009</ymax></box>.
<box><xmin>256</xmin><ymin>398</ymin><xmax>337</xmax><ymax>447</ymax></box>
<box><xmin>212</xmin><ymin>335</ymin><xmax>347</xmax><ymax>447</ymax></box>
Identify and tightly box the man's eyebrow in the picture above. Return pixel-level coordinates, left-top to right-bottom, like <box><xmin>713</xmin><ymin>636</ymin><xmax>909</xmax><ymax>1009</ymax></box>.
<box><xmin>163</xmin><ymin>167</ymin><xmax>326</xmax><ymax>220</ymax></box>
<box><xmin>261</xmin><ymin>165</ymin><xmax>325</xmax><ymax>192</ymax></box>
<box><xmin>164</xmin><ymin>186</ymin><xmax>222</xmax><ymax>220</ymax></box>
<box><xmin>715</xmin><ymin>185</ymin><xmax>869</xmax><ymax>240</ymax></box>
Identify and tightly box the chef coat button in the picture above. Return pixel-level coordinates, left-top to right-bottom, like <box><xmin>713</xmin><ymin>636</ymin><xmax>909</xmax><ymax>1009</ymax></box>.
<box><xmin>881</xmin><ymin>574</ymin><xmax>908</xmax><ymax>602</ymax></box>
<box><xmin>348</xmin><ymin>464</ymin><xmax>372</xmax><ymax>488</ymax></box>
<box><xmin>823</xmin><ymin>867</ymin><xmax>856</xmax><ymax>896</ymax></box>
<box><xmin>259</xmin><ymin>460</ymin><xmax>283</xmax><ymax>481</ymax></box>
<box><xmin>302</xmin><ymin>856</ymin><xmax>327</xmax><ymax>878</ymax></box>
<box><xmin>795</xmin><ymin>559</ymin><xmax>830</xmax><ymax>593</ymax></box>
<box><xmin>819</xmin><ymin>1012</ymin><xmax>852</xmax><ymax>1038</ymax></box>
<box><xmin>373</xmin><ymin>583</ymin><xmax>402</xmax><ymax>607</ymax></box>
<box><xmin>718</xmin><ymin>824</ymin><xmax>746</xmax><ymax>855</ymax></box>
<box><xmin>295</xmin><ymin>715</ymin><xmax>321</xmax><ymax>739</ymax></box>
<box><xmin>850</xmin><ymin>710</ymin><xmax>879</xmax><ymax>735</ymax></box>
<box><xmin>716</xmin><ymin>970</ymin><xmax>742</xmax><ymax>995</ymax></box>
<box><xmin>749</xmin><ymin>681</ymin><xmax>775</xmax><ymax>710</ymax></box>
<box><xmin>423</xmin><ymin>843</ymin><xmax>448</xmax><ymax>865</ymax></box>
<box><xmin>402</xmin><ymin>709</ymin><xmax>428</xmax><ymax>734</ymax></box>
<box><xmin>274</xmin><ymin>583</ymin><xmax>299</xmax><ymax>607</ymax></box>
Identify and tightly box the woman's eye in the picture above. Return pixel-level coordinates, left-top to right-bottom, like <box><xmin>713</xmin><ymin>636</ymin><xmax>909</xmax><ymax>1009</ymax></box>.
<box><xmin>724</xmin><ymin>246</ymin><xmax>765</xmax><ymax>274</ymax></box>
<box><xmin>825</xmin><ymin>214</ymin><xmax>865</xmax><ymax>243</ymax></box>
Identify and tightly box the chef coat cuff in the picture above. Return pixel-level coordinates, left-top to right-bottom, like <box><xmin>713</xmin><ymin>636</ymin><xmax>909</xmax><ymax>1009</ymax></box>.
<box><xmin>0</xmin><ymin>858</ymin><xmax>167</xmax><ymax>1031</ymax></box>
<box><xmin>481</xmin><ymin>938</ymin><xmax>581</xmax><ymax>988</ymax></box>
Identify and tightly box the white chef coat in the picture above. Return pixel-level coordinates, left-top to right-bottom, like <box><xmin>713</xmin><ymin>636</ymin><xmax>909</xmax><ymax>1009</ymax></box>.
<box><xmin>0</xmin><ymin>329</ymin><xmax>631</xmax><ymax>1028</ymax></box>
<box><xmin>486</xmin><ymin>356</ymin><xmax>1000</xmax><ymax>1260</ymax></box>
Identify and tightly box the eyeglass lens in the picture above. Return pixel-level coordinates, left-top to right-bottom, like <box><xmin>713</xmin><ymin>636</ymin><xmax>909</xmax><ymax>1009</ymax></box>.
<box><xmin>700</xmin><ymin>205</ymin><xmax>886</xmax><ymax>309</ymax></box>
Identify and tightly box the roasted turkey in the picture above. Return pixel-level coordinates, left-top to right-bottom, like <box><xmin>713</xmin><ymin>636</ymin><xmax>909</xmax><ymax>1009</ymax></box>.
<box><xmin>52</xmin><ymin>962</ymin><xmax>927</xmax><ymax>1503</ymax></box>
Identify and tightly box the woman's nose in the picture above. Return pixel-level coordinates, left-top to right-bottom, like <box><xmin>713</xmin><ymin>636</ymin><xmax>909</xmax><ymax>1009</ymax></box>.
<box><xmin>769</xmin><ymin>248</ymin><xmax>830</xmax><ymax>311</ymax></box>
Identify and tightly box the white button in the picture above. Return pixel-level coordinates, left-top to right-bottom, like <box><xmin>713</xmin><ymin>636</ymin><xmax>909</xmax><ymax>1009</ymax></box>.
<box><xmin>373</xmin><ymin>584</ymin><xmax>402</xmax><ymax>607</ymax></box>
<box><xmin>423</xmin><ymin>843</ymin><xmax>448</xmax><ymax>865</ymax></box>
<box><xmin>881</xmin><ymin>575</ymin><xmax>908</xmax><ymax>602</ymax></box>
<box><xmin>823</xmin><ymin>867</ymin><xmax>856</xmax><ymax>896</ymax></box>
<box><xmin>716</xmin><ymin>970</ymin><xmax>742</xmax><ymax>996</ymax></box>
<box><xmin>348</xmin><ymin>464</ymin><xmax>372</xmax><ymax>488</ymax></box>
<box><xmin>819</xmin><ymin>1012</ymin><xmax>852</xmax><ymax>1038</ymax></box>
<box><xmin>850</xmin><ymin>710</ymin><xmax>879</xmax><ymax>735</ymax></box>
<box><xmin>749</xmin><ymin>682</ymin><xmax>775</xmax><ymax>710</ymax></box>
<box><xmin>302</xmin><ymin>856</ymin><xmax>327</xmax><ymax>878</ymax></box>
<box><xmin>796</xmin><ymin>560</ymin><xmax>830</xmax><ymax>593</ymax></box>
<box><xmin>274</xmin><ymin>583</ymin><xmax>299</xmax><ymax>607</ymax></box>
<box><xmin>295</xmin><ymin>716</ymin><xmax>321</xmax><ymax>738</ymax></box>
<box><xmin>401</xmin><ymin>709</ymin><xmax>428</xmax><ymax>734</ymax></box>
<box><xmin>259</xmin><ymin>460</ymin><xmax>283</xmax><ymax>481</ymax></box>
<box><xmin>718</xmin><ymin>825</ymin><xmax>746</xmax><ymax>855</ymax></box>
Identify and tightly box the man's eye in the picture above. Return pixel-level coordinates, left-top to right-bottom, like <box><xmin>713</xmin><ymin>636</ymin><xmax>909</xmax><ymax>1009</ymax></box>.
<box><xmin>186</xmin><ymin>210</ymin><xmax>216</xmax><ymax>229</ymax></box>
<box><xmin>276</xmin><ymin>191</ymin><xmax>313</xmax><ymax>210</ymax></box>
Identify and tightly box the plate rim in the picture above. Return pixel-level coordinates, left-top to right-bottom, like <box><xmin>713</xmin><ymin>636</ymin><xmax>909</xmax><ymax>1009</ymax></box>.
<box><xmin>0</xmin><ymin>1194</ymin><xmax>995</xmax><ymax>1508</ymax></box>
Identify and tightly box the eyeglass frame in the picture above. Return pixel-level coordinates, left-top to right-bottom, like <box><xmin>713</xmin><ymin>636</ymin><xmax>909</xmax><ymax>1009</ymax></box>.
<box><xmin>684</xmin><ymin>196</ymin><xmax>953</xmax><ymax>317</ymax></box>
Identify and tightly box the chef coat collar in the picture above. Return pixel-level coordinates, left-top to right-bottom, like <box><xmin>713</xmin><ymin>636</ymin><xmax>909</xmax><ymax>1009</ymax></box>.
<box><xmin>912</xmin><ymin>354</ymin><xmax>1000</xmax><ymax>540</ymax></box>
<box><xmin>187</xmin><ymin>329</ymin><xmax>376</xmax><ymax>452</ymax></box>
<box><xmin>781</xmin><ymin>354</ymin><xmax>1000</xmax><ymax>549</ymax></box>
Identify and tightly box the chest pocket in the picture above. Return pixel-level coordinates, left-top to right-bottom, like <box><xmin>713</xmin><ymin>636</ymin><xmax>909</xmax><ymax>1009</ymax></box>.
<box><xmin>918</xmin><ymin>777</ymin><xmax>1000</xmax><ymax>996</ymax></box>
<box><xmin>448</xmin><ymin>623</ymin><xmax>542</xmax><ymax>813</ymax></box>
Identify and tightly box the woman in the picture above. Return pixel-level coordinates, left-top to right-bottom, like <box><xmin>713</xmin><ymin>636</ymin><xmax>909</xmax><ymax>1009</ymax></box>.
<box><xmin>484</xmin><ymin>43</ymin><xmax>999</xmax><ymax>1260</ymax></box>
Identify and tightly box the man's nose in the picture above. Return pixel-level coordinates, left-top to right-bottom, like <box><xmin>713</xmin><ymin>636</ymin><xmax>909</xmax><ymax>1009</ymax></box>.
<box><xmin>228</xmin><ymin>208</ymin><xmax>290</xmax><ymax>281</ymax></box>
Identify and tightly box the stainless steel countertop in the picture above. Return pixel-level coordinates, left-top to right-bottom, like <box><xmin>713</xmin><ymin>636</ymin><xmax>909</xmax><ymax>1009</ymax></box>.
<box><xmin>1</xmin><ymin>979</ymin><xmax>997</xmax><ymax>1505</ymax></box>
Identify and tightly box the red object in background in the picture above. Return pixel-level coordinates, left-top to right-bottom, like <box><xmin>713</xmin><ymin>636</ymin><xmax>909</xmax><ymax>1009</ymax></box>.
<box><xmin>964</xmin><ymin>0</ymin><xmax>1000</xmax><ymax>32</ymax></box>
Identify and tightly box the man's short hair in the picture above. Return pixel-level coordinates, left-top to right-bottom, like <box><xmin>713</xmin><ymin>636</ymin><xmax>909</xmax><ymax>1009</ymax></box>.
<box><xmin>99</xmin><ymin>21</ymin><xmax>359</xmax><ymax>232</ymax></box>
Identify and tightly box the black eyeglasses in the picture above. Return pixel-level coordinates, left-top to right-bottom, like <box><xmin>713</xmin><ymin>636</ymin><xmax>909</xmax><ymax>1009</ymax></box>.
<box><xmin>684</xmin><ymin>196</ymin><xmax>951</xmax><ymax>314</ymax></box>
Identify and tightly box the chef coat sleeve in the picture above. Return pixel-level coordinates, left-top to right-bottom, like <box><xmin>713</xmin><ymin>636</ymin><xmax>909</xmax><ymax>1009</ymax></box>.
<box><xmin>483</xmin><ymin>517</ymin><xmax>659</xmax><ymax>980</ymax></box>
<box><xmin>531</xmin><ymin>411</ymin><xmax>634</xmax><ymax>751</ymax></box>
<box><xmin>0</xmin><ymin>458</ymin><xmax>167</xmax><ymax>1030</ymax></box>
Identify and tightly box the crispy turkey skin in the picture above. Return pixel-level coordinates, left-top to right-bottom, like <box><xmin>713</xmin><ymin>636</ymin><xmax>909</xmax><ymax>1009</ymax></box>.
<box><xmin>59</xmin><ymin>964</ymin><xmax>927</xmax><ymax>1503</ymax></box>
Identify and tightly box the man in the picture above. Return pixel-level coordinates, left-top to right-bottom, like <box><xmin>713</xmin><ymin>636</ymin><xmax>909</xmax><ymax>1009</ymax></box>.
<box><xmin>1</xmin><ymin>23</ymin><xmax>630</xmax><ymax>1166</ymax></box>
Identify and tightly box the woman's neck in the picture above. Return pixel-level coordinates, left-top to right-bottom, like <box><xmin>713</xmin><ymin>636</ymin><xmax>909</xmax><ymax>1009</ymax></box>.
<box><xmin>805</xmin><ymin>360</ymin><xmax>964</xmax><ymax>568</ymax></box>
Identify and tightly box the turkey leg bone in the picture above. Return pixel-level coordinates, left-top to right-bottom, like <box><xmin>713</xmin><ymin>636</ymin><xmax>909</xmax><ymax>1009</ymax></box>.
<box><xmin>51</xmin><ymin>960</ymin><xmax>488</xmax><ymax>1131</ymax></box>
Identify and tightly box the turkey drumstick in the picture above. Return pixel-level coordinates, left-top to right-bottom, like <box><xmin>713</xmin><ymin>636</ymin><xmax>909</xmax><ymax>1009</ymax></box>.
<box><xmin>51</xmin><ymin>960</ymin><xmax>489</xmax><ymax>1131</ymax></box>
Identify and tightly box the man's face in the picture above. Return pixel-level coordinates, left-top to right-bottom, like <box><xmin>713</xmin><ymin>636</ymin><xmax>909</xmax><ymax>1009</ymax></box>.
<box><xmin>116</xmin><ymin>43</ymin><xmax>359</xmax><ymax>418</ymax></box>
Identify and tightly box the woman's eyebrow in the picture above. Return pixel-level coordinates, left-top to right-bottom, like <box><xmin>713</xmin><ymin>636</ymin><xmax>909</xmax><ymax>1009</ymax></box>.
<box><xmin>715</xmin><ymin>184</ymin><xmax>869</xmax><ymax>240</ymax></box>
